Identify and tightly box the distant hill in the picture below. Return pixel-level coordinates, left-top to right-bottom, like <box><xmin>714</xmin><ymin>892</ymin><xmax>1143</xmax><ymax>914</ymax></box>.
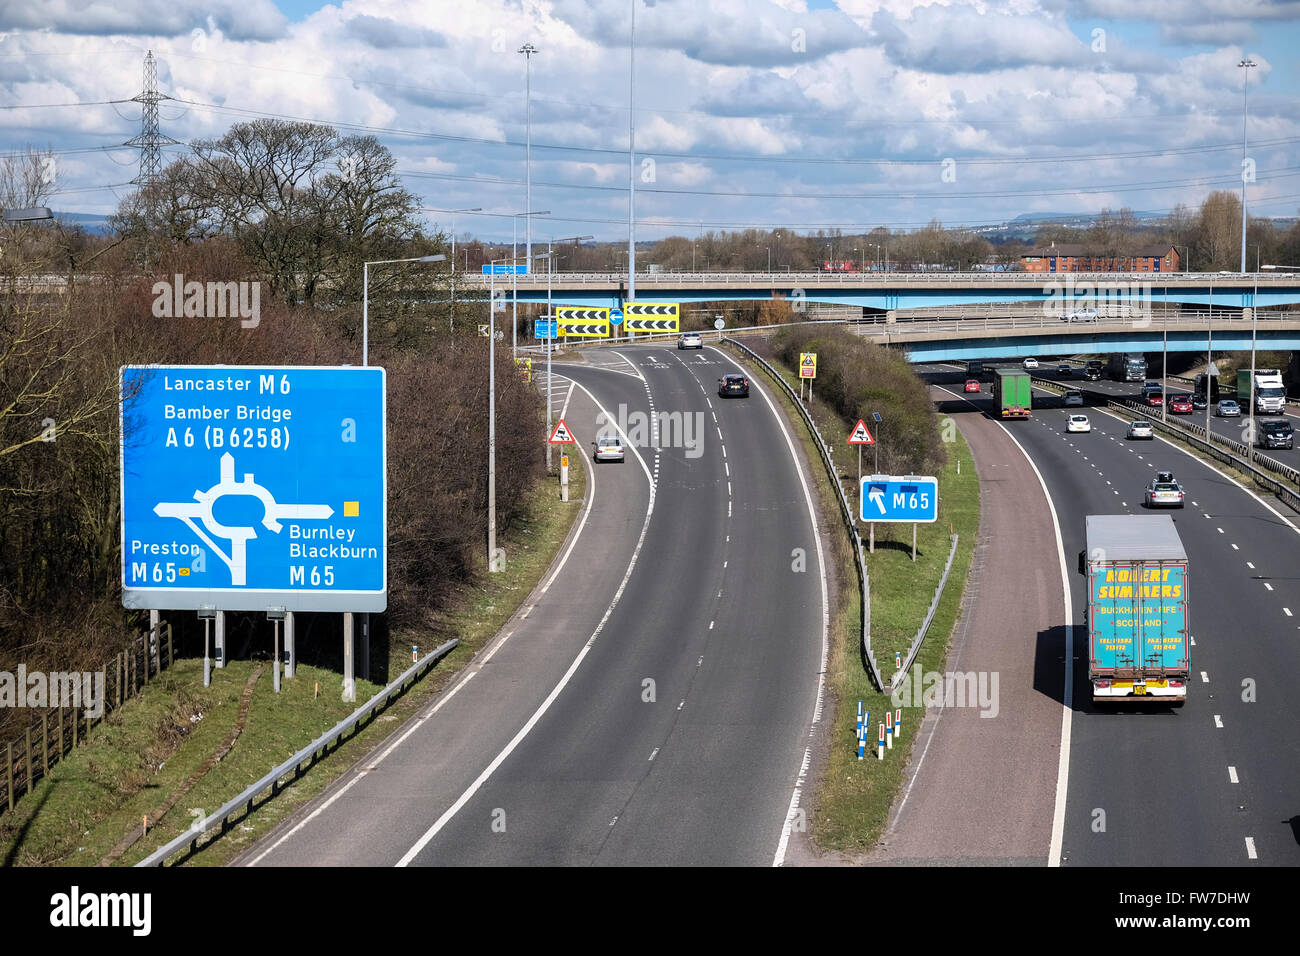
<box><xmin>52</xmin><ymin>211</ymin><xmax>114</xmax><ymax>235</ymax></box>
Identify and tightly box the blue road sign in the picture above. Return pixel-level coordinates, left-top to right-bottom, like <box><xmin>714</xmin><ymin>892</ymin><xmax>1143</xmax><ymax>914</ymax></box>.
<box><xmin>859</xmin><ymin>475</ymin><xmax>938</xmax><ymax>523</ymax></box>
<box><xmin>120</xmin><ymin>366</ymin><xmax>387</xmax><ymax>612</ymax></box>
<box><xmin>480</xmin><ymin>263</ymin><xmax>528</xmax><ymax>274</ymax></box>
<box><xmin>534</xmin><ymin>319</ymin><xmax>557</xmax><ymax>339</ymax></box>
<box><xmin>609</xmin><ymin>307</ymin><xmax>624</xmax><ymax>326</ymax></box>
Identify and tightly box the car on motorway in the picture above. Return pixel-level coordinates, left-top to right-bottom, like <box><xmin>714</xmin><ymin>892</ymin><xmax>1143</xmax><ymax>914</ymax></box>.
<box><xmin>964</xmin><ymin>379</ymin><xmax>981</xmax><ymax>393</ymax></box>
<box><xmin>1083</xmin><ymin>362</ymin><xmax>1103</xmax><ymax>381</ymax></box>
<box><xmin>592</xmin><ymin>435</ymin><xmax>625</xmax><ymax>462</ymax></box>
<box><xmin>1192</xmin><ymin>393</ymin><xmax>1208</xmax><ymax>410</ymax></box>
<box><xmin>1127</xmin><ymin>420</ymin><xmax>1154</xmax><ymax>440</ymax></box>
<box><xmin>1066</xmin><ymin>414</ymin><xmax>1091</xmax><ymax>433</ymax></box>
<box><xmin>1057</xmin><ymin>363</ymin><xmax>1073</xmax><ymax>377</ymax></box>
<box><xmin>718</xmin><ymin>373</ymin><xmax>750</xmax><ymax>398</ymax></box>
<box><xmin>1144</xmin><ymin>476</ymin><xmax>1185</xmax><ymax>509</ymax></box>
<box><xmin>1063</xmin><ymin>390</ymin><xmax>1084</xmax><ymax>407</ymax></box>
<box><xmin>677</xmin><ymin>332</ymin><xmax>703</xmax><ymax>350</ymax></box>
<box><xmin>1258</xmin><ymin>418</ymin><xmax>1294</xmax><ymax>450</ymax></box>
<box><xmin>1215</xmin><ymin>398</ymin><xmax>1241</xmax><ymax>417</ymax></box>
<box><xmin>1022</xmin><ymin>357</ymin><xmax>1039</xmax><ymax>370</ymax></box>
<box><xmin>1169</xmin><ymin>394</ymin><xmax>1193</xmax><ymax>414</ymax></box>
<box><xmin>1144</xmin><ymin>389</ymin><xmax>1163</xmax><ymax>407</ymax></box>
<box><xmin>1065</xmin><ymin>307</ymin><xmax>1098</xmax><ymax>323</ymax></box>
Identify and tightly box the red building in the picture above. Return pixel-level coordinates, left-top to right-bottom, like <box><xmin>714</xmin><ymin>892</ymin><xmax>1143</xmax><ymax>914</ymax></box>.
<box><xmin>1020</xmin><ymin>243</ymin><xmax>1180</xmax><ymax>273</ymax></box>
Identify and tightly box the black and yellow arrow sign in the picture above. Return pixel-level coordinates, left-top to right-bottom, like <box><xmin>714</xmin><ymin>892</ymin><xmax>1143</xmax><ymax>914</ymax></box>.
<box><xmin>559</xmin><ymin>323</ymin><xmax>608</xmax><ymax>337</ymax></box>
<box><xmin>556</xmin><ymin>306</ymin><xmax>610</xmax><ymax>336</ymax></box>
<box><xmin>624</xmin><ymin>301</ymin><xmax>679</xmax><ymax>332</ymax></box>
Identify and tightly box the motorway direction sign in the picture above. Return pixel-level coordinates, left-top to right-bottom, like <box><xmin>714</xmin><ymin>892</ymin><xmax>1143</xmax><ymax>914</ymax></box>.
<box><xmin>859</xmin><ymin>475</ymin><xmax>938</xmax><ymax>523</ymax></box>
<box><xmin>481</xmin><ymin>263</ymin><xmax>527</xmax><ymax>274</ymax></box>
<box><xmin>120</xmin><ymin>366</ymin><xmax>387</xmax><ymax>613</ymax></box>
<box><xmin>534</xmin><ymin>319</ymin><xmax>557</xmax><ymax>339</ymax></box>
<box><xmin>624</xmin><ymin>302</ymin><xmax>679</xmax><ymax>332</ymax></box>
<box><xmin>800</xmin><ymin>352</ymin><xmax>817</xmax><ymax>378</ymax></box>
<box><xmin>847</xmin><ymin>420</ymin><xmax>875</xmax><ymax>445</ymax></box>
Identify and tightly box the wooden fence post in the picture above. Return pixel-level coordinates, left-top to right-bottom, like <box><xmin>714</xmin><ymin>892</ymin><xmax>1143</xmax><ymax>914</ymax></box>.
<box><xmin>41</xmin><ymin>713</ymin><xmax>49</xmax><ymax>776</ymax></box>
<box><xmin>6</xmin><ymin>742</ymin><xmax>12</xmax><ymax>812</ymax></box>
<box><xmin>72</xmin><ymin>705</ymin><xmax>78</xmax><ymax>748</ymax></box>
<box><xmin>116</xmin><ymin>653</ymin><xmax>122</xmax><ymax>708</ymax></box>
<box><xmin>57</xmin><ymin>707</ymin><xmax>64</xmax><ymax>766</ymax></box>
<box><xmin>25</xmin><ymin>726</ymin><xmax>33</xmax><ymax>798</ymax></box>
<box><xmin>167</xmin><ymin>624</ymin><xmax>173</xmax><ymax>671</ymax></box>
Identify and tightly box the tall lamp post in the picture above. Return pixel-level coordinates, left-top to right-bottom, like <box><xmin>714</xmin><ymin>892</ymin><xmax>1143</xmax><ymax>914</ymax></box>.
<box><xmin>362</xmin><ymin>254</ymin><xmax>445</xmax><ymax>366</ymax></box>
<box><xmin>543</xmin><ymin>235</ymin><xmax>594</xmax><ymax>471</ymax></box>
<box><xmin>1239</xmin><ymin>58</ymin><xmax>1256</xmax><ymax>274</ymax></box>
<box><xmin>519</xmin><ymin>44</ymin><xmax>538</xmax><ymax>270</ymax></box>
<box><xmin>444</xmin><ymin>207</ymin><xmax>481</xmax><ymax>333</ymax></box>
<box><xmin>511</xmin><ymin>209</ymin><xmax>550</xmax><ymax>359</ymax></box>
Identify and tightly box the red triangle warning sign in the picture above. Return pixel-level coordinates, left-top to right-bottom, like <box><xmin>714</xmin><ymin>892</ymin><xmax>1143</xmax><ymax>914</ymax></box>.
<box><xmin>549</xmin><ymin>419</ymin><xmax>575</xmax><ymax>443</ymax></box>
<box><xmin>847</xmin><ymin>419</ymin><xmax>875</xmax><ymax>445</ymax></box>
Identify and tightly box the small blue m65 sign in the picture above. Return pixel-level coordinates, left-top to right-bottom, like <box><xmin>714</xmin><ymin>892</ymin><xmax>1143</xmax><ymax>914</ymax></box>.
<box><xmin>120</xmin><ymin>365</ymin><xmax>387</xmax><ymax>612</ymax></box>
<box><xmin>859</xmin><ymin>475</ymin><xmax>939</xmax><ymax>523</ymax></box>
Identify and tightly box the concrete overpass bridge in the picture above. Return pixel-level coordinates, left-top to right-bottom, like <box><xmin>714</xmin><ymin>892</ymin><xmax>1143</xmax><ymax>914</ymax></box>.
<box><xmin>469</xmin><ymin>269</ymin><xmax>1300</xmax><ymax>313</ymax></box>
<box><xmin>846</xmin><ymin>310</ymin><xmax>1300</xmax><ymax>363</ymax></box>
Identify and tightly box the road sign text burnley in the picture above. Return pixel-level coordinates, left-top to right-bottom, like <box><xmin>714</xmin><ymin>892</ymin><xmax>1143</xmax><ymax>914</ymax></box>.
<box><xmin>120</xmin><ymin>366</ymin><xmax>387</xmax><ymax>612</ymax></box>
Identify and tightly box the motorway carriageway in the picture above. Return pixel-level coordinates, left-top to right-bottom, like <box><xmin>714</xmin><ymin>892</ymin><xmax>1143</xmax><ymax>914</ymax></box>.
<box><xmin>241</xmin><ymin>344</ymin><xmax>827</xmax><ymax>866</ymax></box>
<box><xmin>927</xmin><ymin>364</ymin><xmax>1300</xmax><ymax>865</ymax></box>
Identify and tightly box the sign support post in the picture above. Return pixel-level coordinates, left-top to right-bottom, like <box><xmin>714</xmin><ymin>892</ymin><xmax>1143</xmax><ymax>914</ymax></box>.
<box><xmin>342</xmin><ymin>612</ymin><xmax>355</xmax><ymax>703</ymax></box>
<box><xmin>284</xmin><ymin>611</ymin><xmax>295</xmax><ymax>679</ymax></box>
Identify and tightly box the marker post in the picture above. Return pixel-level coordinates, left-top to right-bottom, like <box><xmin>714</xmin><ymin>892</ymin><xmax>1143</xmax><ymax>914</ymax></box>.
<box><xmin>877</xmin><ymin>723</ymin><xmax>885</xmax><ymax>760</ymax></box>
<box><xmin>886</xmin><ymin>710</ymin><xmax>894</xmax><ymax>749</ymax></box>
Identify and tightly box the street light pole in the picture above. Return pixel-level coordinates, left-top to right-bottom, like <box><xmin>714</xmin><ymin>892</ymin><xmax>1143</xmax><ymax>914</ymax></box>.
<box><xmin>627</xmin><ymin>0</ymin><xmax>637</xmax><ymax>311</ymax></box>
<box><xmin>519</xmin><ymin>44</ymin><xmax>537</xmax><ymax>271</ymax></box>
<box><xmin>447</xmin><ymin>207</ymin><xmax>481</xmax><ymax>334</ymax></box>
<box><xmin>1239</xmin><ymin>58</ymin><xmax>1256</xmax><ymax>274</ymax></box>
<box><xmin>362</xmin><ymin>254</ymin><xmax>445</xmax><ymax>365</ymax></box>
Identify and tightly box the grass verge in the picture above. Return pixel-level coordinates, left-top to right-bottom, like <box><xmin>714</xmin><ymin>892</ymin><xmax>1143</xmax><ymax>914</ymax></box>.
<box><xmin>729</xmin><ymin>340</ymin><xmax>980</xmax><ymax>855</ymax></box>
<box><xmin>0</xmin><ymin>453</ymin><xmax>588</xmax><ymax>867</ymax></box>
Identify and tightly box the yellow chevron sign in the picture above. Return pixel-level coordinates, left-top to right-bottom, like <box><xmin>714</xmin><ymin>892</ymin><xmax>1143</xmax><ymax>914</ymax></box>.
<box><xmin>624</xmin><ymin>302</ymin><xmax>679</xmax><ymax>332</ymax></box>
<box><xmin>556</xmin><ymin>306</ymin><xmax>609</xmax><ymax>337</ymax></box>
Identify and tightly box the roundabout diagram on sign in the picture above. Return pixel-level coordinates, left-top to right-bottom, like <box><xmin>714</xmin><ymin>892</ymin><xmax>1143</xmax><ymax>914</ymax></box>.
<box><xmin>154</xmin><ymin>452</ymin><xmax>333</xmax><ymax>585</ymax></box>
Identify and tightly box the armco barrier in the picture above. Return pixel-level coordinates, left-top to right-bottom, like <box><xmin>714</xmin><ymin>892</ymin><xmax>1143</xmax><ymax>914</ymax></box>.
<box><xmin>136</xmin><ymin>637</ymin><xmax>458</xmax><ymax>866</ymax></box>
<box><xmin>891</xmin><ymin>534</ymin><xmax>959</xmax><ymax>692</ymax></box>
<box><xmin>725</xmin><ymin>337</ymin><xmax>885</xmax><ymax>691</ymax></box>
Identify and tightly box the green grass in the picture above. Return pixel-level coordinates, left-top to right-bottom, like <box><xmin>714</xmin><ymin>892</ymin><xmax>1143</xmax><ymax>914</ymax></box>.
<box><xmin>0</xmin><ymin>453</ymin><xmax>589</xmax><ymax>867</ymax></box>
<box><xmin>729</xmin><ymin>342</ymin><xmax>980</xmax><ymax>854</ymax></box>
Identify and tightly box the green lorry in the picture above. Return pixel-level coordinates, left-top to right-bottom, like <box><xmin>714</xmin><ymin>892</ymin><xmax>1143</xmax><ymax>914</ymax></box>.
<box><xmin>993</xmin><ymin>368</ymin><xmax>1032</xmax><ymax>419</ymax></box>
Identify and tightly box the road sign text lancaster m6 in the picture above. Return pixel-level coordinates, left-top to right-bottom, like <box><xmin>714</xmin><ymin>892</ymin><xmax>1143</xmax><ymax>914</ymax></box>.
<box><xmin>120</xmin><ymin>365</ymin><xmax>387</xmax><ymax>613</ymax></box>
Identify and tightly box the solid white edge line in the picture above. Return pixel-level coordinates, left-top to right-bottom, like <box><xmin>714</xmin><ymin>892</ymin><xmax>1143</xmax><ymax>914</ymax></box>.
<box><xmin>699</xmin><ymin>346</ymin><xmax>828</xmax><ymax>868</ymax></box>
<box><xmin>933</xmin><ymin>381</ymin><xmax>1074</xmax><ymax>868</ymax></box>
<box><xmin>394</xmin><ymin>377</ymin><xmax>656</xmax><ymax>867</ymax></box>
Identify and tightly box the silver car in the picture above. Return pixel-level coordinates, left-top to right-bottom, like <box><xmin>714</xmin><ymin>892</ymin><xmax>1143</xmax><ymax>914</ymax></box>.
<box><xmin>678</xmin><ymin>332</ymin><xmax>703</xmax><ymax>350</ymax></box>
<box><xmin>592</xmin><ymin>435</ymin><xmax>625</xmax><ymax>462</ymax></box>
<box><xmin>1127</xmin><ymin>420</ymin><xmax>1154</xmax><ymax>440</ymax></box>
<box><xmin>1215</xmin><ymin>399</ymin><xmax>1240</xmax><ymax>417</ymax></box>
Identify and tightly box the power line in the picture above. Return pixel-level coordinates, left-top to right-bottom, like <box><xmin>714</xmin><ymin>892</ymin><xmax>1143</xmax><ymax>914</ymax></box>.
<box><xmin>168</xmin><ymin>97</ymin><xmax>1299</xmax><ymax>171</ymax></box>
<box><xmin>398</xmin><ymin>165</ymin><xmax>1300</xmax><ymax>202</ymax></box>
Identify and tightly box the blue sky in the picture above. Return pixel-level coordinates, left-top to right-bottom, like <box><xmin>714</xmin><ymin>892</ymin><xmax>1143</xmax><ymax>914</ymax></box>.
<box><xmin>3</xmin><ymin>0</ymin><xmax>1298</xmax><ymax>242</ymax></box>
